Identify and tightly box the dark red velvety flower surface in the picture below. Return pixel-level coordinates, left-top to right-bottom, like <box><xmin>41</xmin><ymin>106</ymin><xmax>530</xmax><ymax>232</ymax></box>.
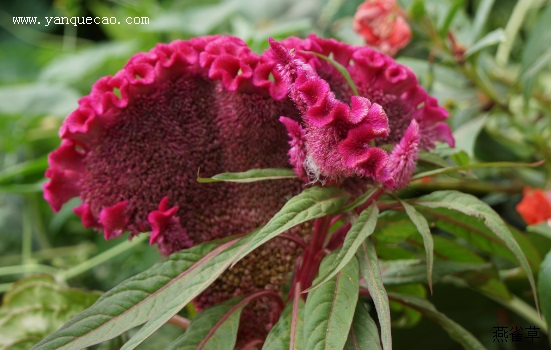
<box><xmin>44</xmin><ymin>34</ymin><xmax>453</xmax><ymax>346</ymax></box>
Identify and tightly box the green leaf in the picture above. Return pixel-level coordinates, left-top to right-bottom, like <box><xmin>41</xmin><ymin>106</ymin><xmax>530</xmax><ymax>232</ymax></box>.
<box><xmin>388</xmin><ymin>293</ymin><xmax>486</xmax><ymax>350</ymax></box>
<box><xmin>411</xmin><ymin>160</ymin><xmax>544</xmax><ymax>180</ymax></box>
<box><xmin>410</xmin><ymin>235</ymin><xmax>511</xmax><ymax>300</ymax></box>
<box><xmin>409</xmin><ymin>0</ymin><xmax>425</xmax><ymax>20</ymax></box>
<box><xmin>380</xmin><ymin>260</ymin><xmax>492</xmax><ymax>286</ymax></box>
<box><xmin>438</xmin><ymin>0</ymin><xmax>465</xmax><ymax>37</ymax></box>
<box><xmin>308</xmin><ymin>202</ymin><xmax>379</xmax><ymax>292</ymax></box>
<box><xmin>263</xmin><ymin>298</ymin><xmax>305</xmax><ymax>350</ymax></box>
<box><xmin>470</xmin><ymin>0</ymin><xmax>496</xmax><ymax>41</ymax></box>
<box><xmin>452</xmin><ymin>114</ymin><xmax>487</xmax><ymax>158</ymax></box>
<box><xmin>387</xmin><ymin>284</ymin><xmax>425</xmax><ymax>328</ymax></box>
<box><xmin>344</xmin><ymin>302</ymin><xmax>382</xmax><ymax>350</ymax></box>
<box><xmin>528</xmin><ymin>223</ymin><xmax>551</xmax><ymax>240</ymax></box>
<box><xmin>538</xmin><ymin>249</ymin><xmax>551</xmax><ymax>343</ymax></box>
<box><xmin>167</xmin><ymin>298</ymin><xmax>244</xmax><ymax>350</ymax></box>
<box><xmin>357</xmin><ymin>239</ymin><xmax>391</xmax><ymax>350</ymax></box>
<box><xmin>520</xmin><ymin>2</ymin><xmax>551</xmax><ymax>98</ymax></box>
<box><xmin>400</xmin><ymin>200</ymin><xmax>434</xmax><ymax>292</ymax></box>
<box><xmin>0</xmin><ymin>83</ymin><xmax>79</xmax><ymax>118</ymax></box>
<box><xmin>0</xmin><ymin>275</ymin><xmax>100</xmax><ymax>350</ymax></box>
<box><xmin>31</xmin><ymin>237</ymin><xmax>244</xmax><ymax>350</ymax></box>
<box><xmin>413</xmin><ymin>190</ymin><xmax>538</xmax><ymax>310</ymax></box>
<box><xmin>233</xmin><ymin>186</ymin><xmax>350</xmax><ymax>265</ymax></box>
<box><xmin>0</xmin><ymin>156</ymin><xmax>48</xmax><ymax>183</ymax></box>
<box><xmin>303</xmin><ymin>253</ymin><xmax>359</xmax><ymax>350</ymax></box>
<box><xmin>146</xmin><ymin>2</ymin><xmax>238</xmax><ymax>35</ymax></box>
<box><xmin>197</xmin><ymin>168</ymin><xmax>297</xmax><ymax>183</ymax></box>
<box><xmin>39</xmin><ymin>41</ymin><xmax>137</xmax><ymax>84</ymax></box>
<box><xmin>375</xmin><ymin>211</ymin><xmax>418</xmax><ymax>244</ymax></box>
<box><xmin>465</xmin><ymin>28</ymin><xmax>505</xmax><ymax>58</ymax></box>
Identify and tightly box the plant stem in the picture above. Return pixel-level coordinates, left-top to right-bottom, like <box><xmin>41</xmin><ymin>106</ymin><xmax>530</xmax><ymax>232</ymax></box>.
<box><xmin>59</xmin><ymin>234</ymin><xmax>148</xmax><ymax>281</ymax></box>
<box><xmin>22</xmin><ymin>208</ymin><xmax>33</xmax><ymax>266</ymax></box>
<box><xmin>167</xmin><ymin>315</ymin><xmax>190</xmax><ymax>330</ymax></box>
<box><xmin>0</xmin><ymin>264</ymin><xmax>59</xmax><ymax>277</ymax></box>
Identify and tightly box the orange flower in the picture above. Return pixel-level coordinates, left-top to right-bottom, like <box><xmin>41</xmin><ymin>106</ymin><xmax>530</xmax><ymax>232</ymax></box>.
<box><xmin>516</xmin><ymin>188</ymin><xmax>551</xmax><ymax>225</ymax></box>
<box><xmin>353</xmin><ymin>0</ymin><xmax>412</xmax><ymax>56</ymax></box>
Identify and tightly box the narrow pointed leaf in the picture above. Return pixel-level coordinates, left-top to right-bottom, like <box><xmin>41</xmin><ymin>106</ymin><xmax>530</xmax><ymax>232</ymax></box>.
<box><xmin>308</xmin><ymin>203</ymin><xmax>379</xmax><ymax>292</ymax></box>
<box><xmin>388</xmin><ymin>293</ymin><xmax>485</xmax><ymax>350</ymax></box>
<box><xmin>379</xmin><ymin>259</ymin><xmax>492</xmax><ymax>286</ymax></box>
<box><xmin>357</xmin><ymin>239</ymin><xmax>391</xmax><ymax>350</ymax></box>
<box><xmin>120</xmin><ymin>238</ymin><xmax>249</xmax><ymax>350</ymax></box>
<box><xmin>262</xmin><ymin>298</ymin><xmax>305</xmax><ymax>350</ymax></box>
<box><xmin>167</xmin><ymin>298</ymin><xmax>244</xmax><ymax>350</ymax></box>
<box><xmin>197</xmin><ymin>168</ymin><xmax>297</xmax><ymax>183</ymax></box>
<box><xmin>400</xmin><ymin>200</ymin><xmax>434</xmax><ymax>292</ymax></box>
<box><xmin>413</xmin><ymin>190</ymin><xmax>538</xmax><ymax>310</ymax></box>
<box><xmin>465</xmin><ymin>28</ymin><xmax>505</xmax><ymax>58</ymax></box>
<box><xmin>303</xmin><ymin>253</ymin><xmax>359</xmax><ymax>350</ymax></box>
<box><xmin>538</xmin><ymin>250</ymin><xmax>551</xmax><ymax>342</ymax></box>
<box><xmin>470</xmin><ymin>0</ymin><xmax>496</xmax><ymax>41</ymax></box>
<box><xmin>233</xmin><ymin>186</ymin><xmax>350</xmax><ymax>265</ymax></box>
<box><xmin>344</xmin><ymin>302</ymin><xmax>382</xmax><ymax>350</ymax></box>
<box><xmin>32</xmin><ymin>238</ymin><xmax>243</xmax><ymax>350</ymax></box>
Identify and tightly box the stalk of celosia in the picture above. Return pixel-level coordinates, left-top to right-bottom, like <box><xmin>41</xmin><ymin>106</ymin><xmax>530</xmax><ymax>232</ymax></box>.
<box><xmin>353</xmin><ymin>0</ymin><xmax>412</xmax><ymax>56</ymax></box>
<box><xmin>516</xmin><ymin>188</ymin><xmax>551</xmax><ymax>226</ymax></box>
<box><xmin>43</xmin><ymin>34</ymin><xmax>453</xmax><ymax>347</ymax></box>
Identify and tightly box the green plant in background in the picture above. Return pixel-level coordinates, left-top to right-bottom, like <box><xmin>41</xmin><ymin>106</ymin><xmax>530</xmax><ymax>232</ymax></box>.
<box><xmin>1</xmin><ymin>0</ymin><xmax>551</xmax><ymax>349</ymax></box>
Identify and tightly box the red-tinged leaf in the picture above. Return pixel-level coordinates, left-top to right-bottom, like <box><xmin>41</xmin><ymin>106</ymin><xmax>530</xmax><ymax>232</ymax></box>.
<box><xmin>233</xmin><ymin>186</ymin><xmax>350</xmax><ymax>266</ymax></box>
<box><xmin>357</xmin><ymin>239</ymin><xmax>391</xmax><ymax>350</ymax></box>
<box><xmin>413</xmin><ymin>190</ymin><xmax>539</xmax><ymax>311</ymax></box>
<box><xmin>32</xmin><ymin>237</ymin><xmax>244</xmax><ymax>350</ymax></box>
<box><xmin>308</xmin><ymin>202</ymin><xmax>379</xmax><ymax>292</ymax></box>
<box><xmin>262</xmin><ymin>286</ymin><xmax>305</xmax><ymax>350</ymax></box>
<box><xmin>344</xmin><ymin>302</ymin><xmax>382</xmax><ymax>350</ymax></box>
<box><xmin>303</xmin><ymin>252</ymin><xmax>359</xmax><ymax>350</ymax></box>
<box><xmin>167</xmin><ymin>298</ymin><xmax>244</xmax><ymax>350</ymax></box>
<box><xmin>400</xmin><ymin>200</ymin><xmax>434</xmax><ymax>293</ymax></box>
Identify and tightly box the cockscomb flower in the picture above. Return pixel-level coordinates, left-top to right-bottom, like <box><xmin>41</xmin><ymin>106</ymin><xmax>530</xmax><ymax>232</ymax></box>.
<box><xmin>44</xmin><ymin>34</ymin><xmax>452</xmax><ymax>345</ymax></box>
<box><xmin>353</xmin><ymin>0</ymin><xmax>412</xmax><ymax>56</ymax></box>
<box><xmin>268</xmin><ymin>35</ymin><xmax>453</xmax><ymax>189</ymax></box>
<box><xmin>43</xmin><ymin>35</ymin><xmax>307</xmax><ymax>344</ymax></box>
<box><xmin>516</xmin><ymin>188</ymin><xmax>551</xmax><ymax>226</ymax></box>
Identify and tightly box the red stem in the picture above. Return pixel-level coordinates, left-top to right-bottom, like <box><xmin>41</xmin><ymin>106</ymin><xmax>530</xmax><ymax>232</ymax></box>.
<box><xmin>290</xmin><ymin>282</ymin><xmax>301</xmax><ymax>350</ymax></box>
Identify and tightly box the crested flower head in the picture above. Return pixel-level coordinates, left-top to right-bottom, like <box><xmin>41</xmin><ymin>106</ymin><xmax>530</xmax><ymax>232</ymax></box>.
<box><xmin>268</xmin><ymin>35</ymin><xmax>453</xmax><ymax>189</ymax></box>
<box><xmin>44</xmin><ymin>35</ymin><xmax>307</xmax><ymax>343</ymax></box>
<box><xmin>44</xmin><ymin>35</ymin><xmax>303</xmax><ymax>250</ymax></box>
<box><xmin>353</xmin><ymin>0</ymin><xmax>412</xmax><ymax>56</ymax></box>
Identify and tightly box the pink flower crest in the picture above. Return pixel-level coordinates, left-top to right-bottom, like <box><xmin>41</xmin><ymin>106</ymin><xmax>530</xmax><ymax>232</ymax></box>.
<box><xmin>268</xmin><ymin>35</ymin><xmax>453</xmax><ymax>189</ymax></box>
